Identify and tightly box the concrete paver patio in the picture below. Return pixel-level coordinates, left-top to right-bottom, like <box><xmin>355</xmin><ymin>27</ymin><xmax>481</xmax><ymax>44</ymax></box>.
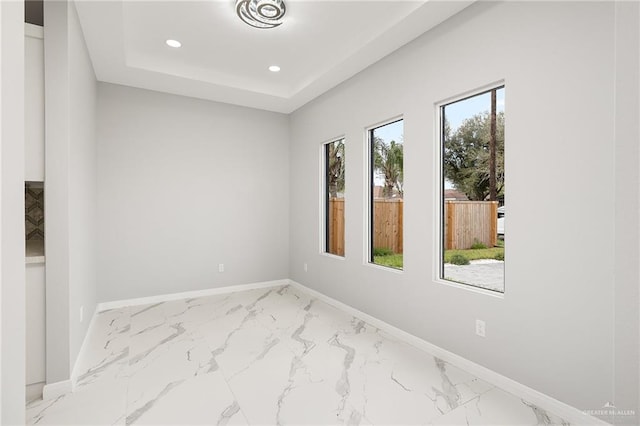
<box><xmin>443</xmin><ymin>259</ymin><xmax>505</xmax><ymax>292</ymax></box>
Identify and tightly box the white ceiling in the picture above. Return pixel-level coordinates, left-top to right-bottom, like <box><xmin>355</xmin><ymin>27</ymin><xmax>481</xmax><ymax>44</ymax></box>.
<box><xmin>75</xmin><ymin>1</ymin><xmax>473</xmax><ymax>113</ymax></box>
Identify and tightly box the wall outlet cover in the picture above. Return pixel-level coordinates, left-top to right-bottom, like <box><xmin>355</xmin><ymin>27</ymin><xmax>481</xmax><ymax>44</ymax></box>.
<box><xmin>476</xmin><ymin>319</ymin><xmax>486</xmax><ymax>337</ymax></box>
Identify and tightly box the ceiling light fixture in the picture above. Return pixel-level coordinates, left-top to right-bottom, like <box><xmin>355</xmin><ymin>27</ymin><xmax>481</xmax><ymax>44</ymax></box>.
<box><xmin>165</xmin><ymin>39</ymin><xmax>182</xmax><ymax>48</ymax></box>
<box><xmin>269</xmin><ymin>65</ymin><xmax>281</xmax><ymax>72</ymax></box>
<box><xmin>236</xmin><ymin>0</ymin><xmax>286</xmax><ymax>29</ymax></box>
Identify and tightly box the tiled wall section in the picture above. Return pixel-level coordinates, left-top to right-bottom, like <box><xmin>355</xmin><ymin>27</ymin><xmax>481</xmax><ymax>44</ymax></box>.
<box><xmin>25</xmin><ymin>184</ymin><xmax>44</xmax><ymax>240</ymax></box>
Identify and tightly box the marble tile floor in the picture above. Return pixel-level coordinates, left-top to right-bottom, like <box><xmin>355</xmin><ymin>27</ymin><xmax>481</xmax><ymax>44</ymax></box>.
<box><xmin>26</xmin><ymin>284</ymin><xmax>569</xmax><ymax>425</ymax></box>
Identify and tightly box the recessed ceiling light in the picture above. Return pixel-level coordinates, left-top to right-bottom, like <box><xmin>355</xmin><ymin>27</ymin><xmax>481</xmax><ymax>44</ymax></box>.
<box><xmin>269</xmin><ymin>65</ymin><xmax>281</xmax><ymax>72</ymax></box>
<box><xmin>165</xmin><ymin>39</ymin><xmax>182</xmax><ymax>48</ymax></box>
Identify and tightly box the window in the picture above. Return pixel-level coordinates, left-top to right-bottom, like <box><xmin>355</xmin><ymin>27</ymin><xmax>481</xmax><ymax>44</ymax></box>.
<box><xmin>324</xmin><ymin>138</ymin><xmax>345</xmax><ymax>256</ymax></box>
<box><xmin>369</xmin><ymin>119</ymin><xmax>404</xmax><ymax>270</ymax></box>
<box><xmin>440</xmin><ymin>86</ymin><xmax>505</xmax><ymax>292</ymax></box>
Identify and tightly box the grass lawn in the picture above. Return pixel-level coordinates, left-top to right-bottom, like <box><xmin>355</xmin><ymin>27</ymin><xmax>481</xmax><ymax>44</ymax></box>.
<box><xmin>373</xmin><ymin>239</ymin><xmax>504</xmax><ymax>267</ymax></box>
<box><xmin>445</xmin><ymin>239</ymin><xmax>504</xmax><ymax>263</ymax></box>
<box><xmin>373</xmin><ymin>254</ymin><xmax>403</xmax><ymax>269</ymax></box>
<box><xmin>443</xmin><ymin>247</ymin><xmax>503</xmax><ymax>263</ymax></box>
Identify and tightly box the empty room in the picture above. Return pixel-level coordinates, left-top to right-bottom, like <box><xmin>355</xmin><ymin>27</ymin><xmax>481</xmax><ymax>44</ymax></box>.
<box><xmin>0</xmin><ymin>0</ymin><xmax>638</xmax><ymax>424</ymax></box>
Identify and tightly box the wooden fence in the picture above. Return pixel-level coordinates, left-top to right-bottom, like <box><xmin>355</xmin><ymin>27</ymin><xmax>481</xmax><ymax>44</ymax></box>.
<box><xmin>444</xmin><ymin>201</ymin><xmax>498</xmax><ymax>250</ymax></box>
<box><xmin>327</xmin><ymin>198</ymin><xmax>345</xmax><ymax>256</ymax></box>
<box><xmin>372</xmin><ymin>198</ymin><xmax>403</xmax><ymax>254</ymax></box>
<box><xmin>328</xmin><ymin>198</ymin><xmax>403</xmax><ymax>255</ymax></box>
<box><xmin>329</xmin><ymin>199</ymin><xmax>496</xmax><ymax>254</ymax></box>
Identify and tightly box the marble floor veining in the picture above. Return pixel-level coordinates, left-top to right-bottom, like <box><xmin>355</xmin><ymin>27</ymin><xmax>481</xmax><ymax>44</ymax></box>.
<box><xmin>26</xmin><ymin>284</ymin><xmax>569</xmax><ymax>425</ymax></box>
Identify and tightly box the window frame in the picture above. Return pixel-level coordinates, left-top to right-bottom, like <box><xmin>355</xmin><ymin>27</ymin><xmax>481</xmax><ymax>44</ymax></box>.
<box><xmin>435</xmin><ymin>83</ymin><xmax>506</xmax><ymax>296</ymax></box>
<box><xmin>366</xmin><ymin>117</ymin><xmax>404</xmax><ymax>271</ymax></box>
<box><xmin>321</xmin><ymin>136</ymin><xmax>346</xmax><ymax>258</ymax></box>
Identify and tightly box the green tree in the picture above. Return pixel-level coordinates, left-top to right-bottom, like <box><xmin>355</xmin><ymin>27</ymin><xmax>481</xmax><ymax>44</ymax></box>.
<box><xmin>373</xmin><ymin>137</ymin><xmax>403</xmax><ymax>198</ymax></box>
<box><xmin>443</xmin><ymin>111</ymin><xmax>504</xmax><ymax>201</ymax></box>
<box><xmin>327</xmin><ymin>140</ymin><xmax>345</xmax><ymax>198</ymax></box>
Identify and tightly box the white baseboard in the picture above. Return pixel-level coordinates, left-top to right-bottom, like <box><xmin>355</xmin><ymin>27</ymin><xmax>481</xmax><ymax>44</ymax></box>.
<box><xmin>25</xmin><ymin>23</ymin><xmax>44</xmax><ymax>39</ymax></box>
<box><xmin>288</xmin><ymin>279</ymin><xmax>608</xmax><ymax>426</ymax></box>
<box><xmin>42</xmin><ymin>379</ymin><xmax>72</xmax><ymax>400</ymax></box>
<box><xmin>26</xmin><ymin>382</ymin><xmax>45</xmax><ymax>404</ymax></box>
<box><xmin>96</xmin><ymin>279</ymin><xmax>288</xmax><ymax>312</ymax></box>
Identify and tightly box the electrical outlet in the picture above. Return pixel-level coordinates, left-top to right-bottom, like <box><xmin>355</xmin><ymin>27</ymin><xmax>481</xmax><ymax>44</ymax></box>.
<box><xmin>218</xmin><ymin>263</ymin><xmax>225</xmax><ymax>273</ymax></box>
<box><xmin>475</xmin><ymin>319</ymin><xmax>486</xmax><ymax>337</ymax></box>
<box><xmin>303</xmin><ymin>263</ymin><xmax>308</xmax><ymax>272</ymax></box>
<box><xmin>80</xmin><ymin>306</ymin><xmax>84</xmax><ymax>323</ymax></box>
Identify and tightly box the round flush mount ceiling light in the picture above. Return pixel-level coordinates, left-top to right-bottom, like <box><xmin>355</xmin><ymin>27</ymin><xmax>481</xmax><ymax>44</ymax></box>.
<box><xmin>268</xmin><ymin>65</ymin><xmax>281</xmax><ymax>72</ymax></box>
<box><xmin>236</xmin><ymin>0</ymin><xmax>286</xmax><ymax>29</ymax></box>
<box><xmin>165</xmin><ymin>39</ymin><xmax>182</xmax><ymax>48</ymax></box>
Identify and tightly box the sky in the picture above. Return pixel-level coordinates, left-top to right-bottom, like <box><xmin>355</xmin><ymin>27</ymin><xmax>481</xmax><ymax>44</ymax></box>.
<box><xmin>444</xmin><ymin>87</ymin><xmax>505</xmax><ymax>131</ymax></box>
<box><xmin>373</xmin><ymin>119</ymin><xmax>403</xmax><ymax>145</ymax></box>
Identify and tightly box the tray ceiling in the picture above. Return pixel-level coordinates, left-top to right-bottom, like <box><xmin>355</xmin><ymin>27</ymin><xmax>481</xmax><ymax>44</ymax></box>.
<box><xmin>75</xmin><ymin>1</ymin><xmax>473</xmax><ymax>113</ymax></box>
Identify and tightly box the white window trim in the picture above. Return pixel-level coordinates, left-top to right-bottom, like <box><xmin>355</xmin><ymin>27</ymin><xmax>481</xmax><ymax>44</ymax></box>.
<box><xmin>364</xmin><ymin>115</ymin><xmax>404</xmax><ymax>272</ymax></box>
<box><xmin>433</xmin><ymin>81</ymin><xmax>506</xmax><ymax>296</ymax></box>
<box><xmin>319</xmin><ymin>135</ymin><xmax>346</xmax><ymax>258</ymax></box>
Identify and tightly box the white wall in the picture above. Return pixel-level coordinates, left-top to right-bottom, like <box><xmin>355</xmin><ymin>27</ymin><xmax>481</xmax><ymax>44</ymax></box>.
<box><xmin>96</xmin><ymin>84</ymin><xmax>290</xmax><ymax>302</ymax></box>
<box><xmin>0</xmin><ymin>1</ymin><xmax>26</xmax><ymax>423</ymax></box>
<box><xmin>26</xmin><ymin>263</ymin><xmax>46</xmax><ymax>385</ymax></box>
<box><xmin>613</xmin><ymin>1</ymin><xmax>640</xmax><ymax>422</ymax></box>
<box><xmin>44</xmin><ymin>0</ymin><xmax>70</xmax><ymax>385</ymax></box>
<box><xmin>289</xmin><ymin>1</ymin><xmax>638</xmax><ymax>418</ymax></box>
<box><xmin>68</xmin><ymin>1</ymin><xmax>98</xmax><ymax>377</ymax></box>
<box><xmin>24</xmin><ymin>23</ymin><xmax>46</xmax><ymax>391</ymax></box>
<box><xmin>24</xmin><ymin>25</ymin><xmax>45</xmax><ymax>182</ymax></box>
<box><xmin>44</xmin><ymin>0</ymin><xmax>98</xmax><ymax>385</ymax></box>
